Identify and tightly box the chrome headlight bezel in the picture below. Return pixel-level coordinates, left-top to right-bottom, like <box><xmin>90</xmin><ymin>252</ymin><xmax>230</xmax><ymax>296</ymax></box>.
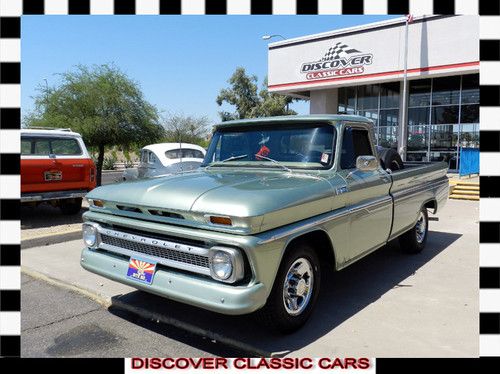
<box><xmin>208</xmin><ymin>246</ymin><xmax>244</xmax><ymax>284</ymax></box>
<box><xmin>82</xmin><ymin>222</ymin><xmax>101</xmax><ymax>249</ymax></box>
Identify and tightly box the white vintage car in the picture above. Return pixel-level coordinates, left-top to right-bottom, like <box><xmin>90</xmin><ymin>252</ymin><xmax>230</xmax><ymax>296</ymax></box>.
<box><xmin>122</xmin><ymin>143</ymin><xmax>206</xmax><ymax>180</ymax></box>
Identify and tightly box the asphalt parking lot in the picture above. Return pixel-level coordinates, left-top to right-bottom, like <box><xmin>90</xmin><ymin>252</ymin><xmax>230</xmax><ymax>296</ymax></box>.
<box><xmin>21</xmin><ymin>198</ymin><xmax>478</xmax><ymax>357</ymax></box>
<box><xmin>21</xmin><ymin>274</ymin><xmax>243</xmax><ymax>357</ymax></box>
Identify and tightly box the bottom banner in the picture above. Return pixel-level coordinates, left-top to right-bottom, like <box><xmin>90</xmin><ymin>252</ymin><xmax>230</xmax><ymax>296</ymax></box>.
<box><xmin>126</xmin><ymin>358</ymin><xmax>375</xmax><ymax>374</ymax></box>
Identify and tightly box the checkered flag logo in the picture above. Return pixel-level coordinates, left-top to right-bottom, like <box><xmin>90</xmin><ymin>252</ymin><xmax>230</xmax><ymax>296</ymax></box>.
<box><xmin>321</xmin><ymin>42</ymin><xmax>361</xmax><ymax>61</ymax></box>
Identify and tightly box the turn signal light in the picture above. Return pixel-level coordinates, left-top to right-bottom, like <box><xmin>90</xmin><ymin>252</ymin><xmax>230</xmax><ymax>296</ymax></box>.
<box><xmin>209</xmin><ymin>216</ymin><xmax>232</xmax><ymax>226</ymax></box>
<box><xmin>91</xmin><ymin>199</ymin><xmax>104</xmax><ymax>207</ymax></box>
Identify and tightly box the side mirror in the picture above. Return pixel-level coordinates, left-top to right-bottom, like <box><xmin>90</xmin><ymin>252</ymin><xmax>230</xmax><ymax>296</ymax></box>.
<box><xmin>356</xmin><ymin>155</ymin><xmax>378</xmax><ymax>172</ymax></box>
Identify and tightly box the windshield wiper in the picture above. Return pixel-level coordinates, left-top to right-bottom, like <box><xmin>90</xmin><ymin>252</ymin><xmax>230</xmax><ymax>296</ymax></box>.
<box><xmin>205</xmin><ymin>154</ymin><xmax>248</xmax><ymax>169</ymax></box>
<box><xmin>254</xmin><ymin>154</ymin><xmax>292</xmax><ymax>173</ymax></box>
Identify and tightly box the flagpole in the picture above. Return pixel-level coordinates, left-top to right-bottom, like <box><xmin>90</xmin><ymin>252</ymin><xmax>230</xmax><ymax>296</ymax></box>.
<box><xmin>400</xmin><ymin>15</ymin><xmax>410</xmax><ymax>161</ymax></box>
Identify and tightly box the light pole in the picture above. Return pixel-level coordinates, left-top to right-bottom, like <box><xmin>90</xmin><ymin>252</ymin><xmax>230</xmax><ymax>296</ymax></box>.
<box><xmin>261</xmin><ymin>34</ymin><xmax>286</xmax><ymax>41</ymax></box>
<box><xmin>399</xmin><ymin>14</ymin><xmax>413</xmax><ymax>162</ymax></box>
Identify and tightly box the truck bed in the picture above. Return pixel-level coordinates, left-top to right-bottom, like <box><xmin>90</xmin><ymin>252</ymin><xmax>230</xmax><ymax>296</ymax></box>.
<box><xmin>388</xmin><ymin>161</ymin><xmax>449</xmax><ymax>240</ymax></box>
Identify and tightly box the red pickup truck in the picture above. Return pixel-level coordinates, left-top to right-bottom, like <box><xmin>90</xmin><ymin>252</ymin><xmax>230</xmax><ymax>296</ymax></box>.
<box><xmin>21</xmin><ymin>128</ymin><xmax>96</xmax><ymax>214</ymax></box>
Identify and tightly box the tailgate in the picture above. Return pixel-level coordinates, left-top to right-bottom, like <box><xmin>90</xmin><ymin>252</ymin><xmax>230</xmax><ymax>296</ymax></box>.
<box><xmin>21</xmin><ymin>158</ymin><xmax>93</xmax><ymax>193</ymax></box>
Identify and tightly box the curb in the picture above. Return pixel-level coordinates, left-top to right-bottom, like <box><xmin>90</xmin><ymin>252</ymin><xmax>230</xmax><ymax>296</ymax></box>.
<box><xmin>22</xmin><ymin>229</ymin><xmax>82</xmax><ymax>249</ymax></box>
<box><xmin>21</xmin><ymin>267</ymin><xmax>269</xmax><ymax>357</ymax></box>
<box><xmin>21</xmin><ymin>267</ymin><xmax>112</xmax><ymax>308</ymax></box>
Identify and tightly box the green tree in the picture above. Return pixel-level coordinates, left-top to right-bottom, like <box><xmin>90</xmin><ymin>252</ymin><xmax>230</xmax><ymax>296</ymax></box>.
<box><xmin>24</xmin><ymin>64</ymin><xmax>164</xmax><ymax>186</ymax></box>
<box><xmin>162</xmin><ymin>113</ymin><xmax>211</xmax><ymax>146</ymax></box>
<box><xmin>216</xmin><ymin>67</ymin><xmax>298</xmax><ymax>121</ymax></box>
<box><xmin>251</xmin><ymin>78</ymin><xmax>295</xmax><ymax>117</ymax></box>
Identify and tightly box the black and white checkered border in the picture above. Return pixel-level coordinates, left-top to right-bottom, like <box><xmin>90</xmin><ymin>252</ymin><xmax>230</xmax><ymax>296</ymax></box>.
<box><xmin>1</xmin><ymin>0</ymin><xmax>499</xmax><ymax>359</ymax></box>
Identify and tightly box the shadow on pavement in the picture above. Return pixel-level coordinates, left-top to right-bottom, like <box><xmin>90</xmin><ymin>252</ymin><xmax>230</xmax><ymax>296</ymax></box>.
<box><xmin>109</xmin><ymin>230</ymin><xmax>461</xmax><ymax>357</ymax></box>
<box><xmin>21</xmin><ymin>204</ymin><xmax>87</xmax><ymax>230</ymax></box>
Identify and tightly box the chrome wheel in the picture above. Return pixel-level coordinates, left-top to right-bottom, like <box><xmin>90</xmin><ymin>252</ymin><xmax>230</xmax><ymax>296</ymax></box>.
<box><xmin>416</xmin><ymin>211</ymin><xmax>427</xmax><ymax>244</ymax></box>
<box><xmin>283</xmin><ymin>258</ymin><xmax>314</xmax><ymax>316</ymax></box>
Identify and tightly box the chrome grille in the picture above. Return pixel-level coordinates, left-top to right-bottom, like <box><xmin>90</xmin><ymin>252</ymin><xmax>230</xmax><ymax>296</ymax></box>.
<box><xmin>100</xmin><ymin>234</ymin><xmax>209</xmax><ymax>269</ymax></box>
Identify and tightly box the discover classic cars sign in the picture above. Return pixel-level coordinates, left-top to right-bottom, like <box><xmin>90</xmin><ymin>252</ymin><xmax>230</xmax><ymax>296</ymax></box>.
<box><xmin>300</xmin><ymin>41</ymin><xmax>373</xmax><ymax>80</ymax></box>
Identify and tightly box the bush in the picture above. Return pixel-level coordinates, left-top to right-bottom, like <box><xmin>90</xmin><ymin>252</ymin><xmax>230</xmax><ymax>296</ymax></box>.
<box><xmin>124</xmin><ymin>160</ymin><xmax>135</xmax><ymax>168</ymax></box>
<box><xmin>102</xmin><ymin>155</ymin><xmax>117</xmax><ymax>170</ymax></box>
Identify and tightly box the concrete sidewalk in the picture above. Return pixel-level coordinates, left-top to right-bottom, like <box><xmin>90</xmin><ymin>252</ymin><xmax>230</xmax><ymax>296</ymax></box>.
<box><xmin>22</xmin><ymin>199</ymin><xmax>479</xmax><ymax>357</ymax></box>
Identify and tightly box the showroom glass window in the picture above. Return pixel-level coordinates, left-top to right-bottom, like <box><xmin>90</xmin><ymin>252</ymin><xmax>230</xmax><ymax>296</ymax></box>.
<box><xmin>338</xmin><ymin>82</ymin><xmax>399</xmax><ymax>149</ymax></box>
<box><xmin>407</xmin><ymin>74</ymin><xmax>479</xmax><ymax>169</ymax></box>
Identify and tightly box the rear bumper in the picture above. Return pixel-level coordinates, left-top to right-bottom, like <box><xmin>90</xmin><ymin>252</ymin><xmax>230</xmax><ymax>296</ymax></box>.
<box><xmin>80</xmin><ymin>247</ymin><xmax>267</xmax><ymax>315</ymax></box>
<box><xmin>21</xmin><ymin>189</ymin><xmax>88</xmax><ymax>202</ymax></box>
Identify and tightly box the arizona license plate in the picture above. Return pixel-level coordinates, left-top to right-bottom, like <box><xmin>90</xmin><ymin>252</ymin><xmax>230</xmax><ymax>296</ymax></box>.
<box><xmin>126</xmin><ymin>257</ymin><xmax>156</xmax><ymax>285</ymax></box>
<box><xmin>44</xmin><ymin>170</ymin><xmax>62</xmax><ymax>181</ymax></box>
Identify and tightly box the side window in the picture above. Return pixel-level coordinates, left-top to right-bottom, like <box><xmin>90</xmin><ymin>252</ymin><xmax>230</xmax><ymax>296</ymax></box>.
<box><xmin>165</xmin><ymin>150</ymin><xmax>178</xmax><ymax>159</ymax></box>
<box><xmin>141</xmin><ymin>151</ymin><xmax>148</xmax><ymax>163</ymax></box>
<box><xmin>21</xmin><ymin>139</ymin><xmax>32</xmax><ymax>155</ymax></box>
<box><xmin>181</xmin><ymin>149</ymin><xmax>204</xmax><ymax>159</ymax></box>
<box><xmin>33</xmin><ymin>139</ymin><xmax>51</xmax><ymax>155</ymax></box>
<box><xmin>148</xmin><ymin>152</ymin><xmax>157</xmax><ymax>164</ymax></box>
<box><xmin>50</xmin><ymin>138</ymin><xmax>82</xmax><ymax>155</ymax></box>
<box><xmin>340</xmin><ymin>127</ymin><xmax>373</xmax><ymax>169</ymax></box>
<box><xmin>21</xmin><ymin>137</ymin><xmax>82</xmax><ymax>156</ymax></box>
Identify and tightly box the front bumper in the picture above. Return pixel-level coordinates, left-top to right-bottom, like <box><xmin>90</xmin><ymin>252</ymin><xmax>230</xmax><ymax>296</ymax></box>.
<box><xmin>80</xmin><ymin>247</ymin><xmax>267</xmax><ymax>315</ymax></box>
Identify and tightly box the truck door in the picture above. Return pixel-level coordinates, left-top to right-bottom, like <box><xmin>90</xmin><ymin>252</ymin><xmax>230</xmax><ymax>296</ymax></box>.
<box><xmin>337</xmin><ymin>124</ymin><xmax>393</xmax><ymax>261</ymax></box>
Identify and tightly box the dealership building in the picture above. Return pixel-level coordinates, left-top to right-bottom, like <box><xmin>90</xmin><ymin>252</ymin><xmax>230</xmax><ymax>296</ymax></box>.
<box><xmin>267</xmin><ymin>15</ymin><xmax>479</xmax><ymax>170</ymax></box>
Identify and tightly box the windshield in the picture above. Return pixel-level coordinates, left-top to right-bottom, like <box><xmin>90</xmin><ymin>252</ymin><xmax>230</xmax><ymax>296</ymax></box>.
<box><xmin>202</xmin><ymin>123</ymin><xmax>336</xmax><ymax>170</ymax></box>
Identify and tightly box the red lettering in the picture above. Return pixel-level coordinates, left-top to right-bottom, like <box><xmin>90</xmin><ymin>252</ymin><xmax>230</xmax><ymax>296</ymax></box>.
<box><xmin>176</xmin><ymin>358</ymin><xmax>189</xmax><ymax>369</ymax></box>
<box><xmin>301</xmin><ymin>358</ymin><xmax>314</xmax><ymax>369</ymax></box>
<box><xmin>131</xmin><ymin>358</ymin><xmax>144</xmax><ymax>369</ymax></box>
<box><xmin>331</xmin><ymin>358</ymin><xmax>346</xmax><ymax>369</ymax></box>
<box><xmin>319</xmin><ymin>358</ymin><xmax>331</xmax><ymax>369</ymax></box>
<box><xmin>344</xmin><ymin>358</ymin><xmax>358</xmax><ymax>369</ymax></box>
<box><xmin>358</xmin><ymin>358</ymin><xmax>371</xmax><ymax>369</ymax></box>
<box><xmin>188</xmin><ymin>358</ymin><xmax>202</xmax><ymax>369</ymax></box>
<box><xmin>216</xmin><ymin>358</ymin><xmax>229</xmax><ymax>369</ymax></box>
<box><xmin>149</xmin><ymin>358</ymin><xmax>162</xmax><ymax>369</ymax></box>
<box><xmin>233</xmin><ymin>358</ymin><xmax>246</xmax><ymax>369</ymax></box>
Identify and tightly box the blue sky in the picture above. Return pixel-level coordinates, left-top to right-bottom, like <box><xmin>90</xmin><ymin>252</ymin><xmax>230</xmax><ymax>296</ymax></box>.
<box><xmin>22</xmin><ymin>15</ymin><xmax>400</xmax><ymax>124</ymax></box>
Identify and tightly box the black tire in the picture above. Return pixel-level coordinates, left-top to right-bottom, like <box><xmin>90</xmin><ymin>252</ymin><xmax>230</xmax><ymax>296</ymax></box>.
<box><xmin>255</xmin><ymin>242</ymin><xmax>321</xmax><ymax>334</ymax></box>
<box><xmin>399</xmin><ymin>208</ymin><xmax>428</xmax><ymax>254</ymax></box>
<box><xmin>379</xmin><ymin>148</ymin><xmax>404</xmax><ymax>172</ymax></box>
<box><xmin>60</xmin><ymin>198</ymin><xmax>83</xmax><ymax>215</ymax></box>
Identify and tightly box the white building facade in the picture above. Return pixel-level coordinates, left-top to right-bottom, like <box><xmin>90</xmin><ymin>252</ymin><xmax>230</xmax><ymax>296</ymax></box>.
<box><xmin>268</xmin><ymin>15</ymin><xmax>479</xmax><ymax>170</ymax></box>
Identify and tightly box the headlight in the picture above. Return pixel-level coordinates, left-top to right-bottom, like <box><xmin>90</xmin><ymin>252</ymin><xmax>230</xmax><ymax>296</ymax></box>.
<box><xmin>82</xmin><ymin>223</ymin><xmax>100</xmax><ymax>248</ymax></box>
<box><xmin>208</xmin><ymin>247</ymin><xmax>244</xmax><ymax>283</ymax></box>
<box><xmin>212</xmin><ymin>251</ymin><xmax>233</xmax><ymax>280</ymax></box>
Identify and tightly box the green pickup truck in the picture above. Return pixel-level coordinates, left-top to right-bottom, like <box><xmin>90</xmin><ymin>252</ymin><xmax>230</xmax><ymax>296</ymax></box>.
<box><xmin>80</xmin><ymin>115</ymin><xmax>448</xmax><ymax>333</ymax></box>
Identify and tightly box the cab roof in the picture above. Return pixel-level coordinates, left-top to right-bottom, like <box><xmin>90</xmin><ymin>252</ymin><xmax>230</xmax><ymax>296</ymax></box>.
<box><xmin>142</xmin><ymin>142</ymin><xmax>206</xmax><ymax>154</ymax></box>
<box><xmin>214</xmin><ymin>114</ymin><xmax>373</xmax><ymax>130</ymax></box>
<box><xmin>21</xmin><ymin>128</ymin><xmax>82</xmax><ymax>137</ymax></box>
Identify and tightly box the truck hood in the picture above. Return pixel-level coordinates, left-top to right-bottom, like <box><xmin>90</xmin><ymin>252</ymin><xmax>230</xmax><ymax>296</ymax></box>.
<box><xmin>87</xmin><ymin>169</ymin><xmax>339</xmax><ymax>233</ymax></box>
